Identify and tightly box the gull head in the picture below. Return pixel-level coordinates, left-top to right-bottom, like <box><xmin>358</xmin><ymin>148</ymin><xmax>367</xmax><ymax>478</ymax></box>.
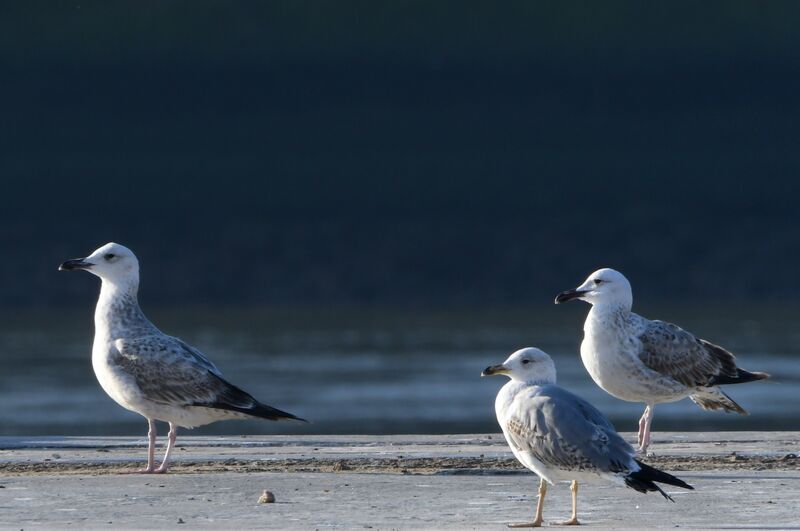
<box><xmin>59</xmin><ymin>242</ymin><xmax>140</xmax><ymax>286</ymax></box>
<box><xmin>481</xmin><ymin>347</ymin><xmax>556</xmax><ymax>384</ymax></box>
<box><xmin>554</xmin><ymin>268</ymin><xmax>632</xmax><ymax>310</ymax></box>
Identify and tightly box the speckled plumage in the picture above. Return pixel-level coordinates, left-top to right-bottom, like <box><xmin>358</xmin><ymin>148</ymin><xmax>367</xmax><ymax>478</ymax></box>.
<box><xmin>581</xmin><ymin>287</ymin><xmax>764</xmax><ymax>412</ymax></box>
<box><xmin>91</xmin><ymin>270</ymin><xmax>298</xmax><ymax>429</ymax></box>
<box><xmin>484</xmin><ymin>348</ymin><xmax>692</xmax><ymax>525</ymax></box>
<box><xmin>557</xmin><ymin>268</ymin><xmax>768</xmax><ymax>452</ymax></box>
<box><xmin>61</xmin><ymin>242</ymin><xmax>304</xmax><ymax>473</ymax></box>
<box><xmin>497</xmin><ymin>381</ymin><xmax>636</xmax><ymax>484</ymax></box>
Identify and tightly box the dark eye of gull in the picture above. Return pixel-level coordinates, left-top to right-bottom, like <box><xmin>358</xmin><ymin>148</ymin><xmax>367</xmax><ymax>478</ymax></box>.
<box><xmin>105</xmin><ymin>253</ymin><xmax>116</xmax><ymax>261</ymax></box>
<box><xmin>594</xmin><ymin>278</ymin><xmax>604</xmax><ymax>285</ymax></box>
<box><xmin>521</xmin><ymin>359</ymin><xmax>531</xmax><ymax>365</ymax></box>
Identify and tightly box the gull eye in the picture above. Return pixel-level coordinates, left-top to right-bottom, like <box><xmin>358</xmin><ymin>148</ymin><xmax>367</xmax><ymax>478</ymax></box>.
<box><xmin>594</xmin><ymin>278</ymin><xmax>604</xmax><ymax>285</ymax></box>
<box><xmin>104</xmin><ymin>253</ymin><xmax>116</xmax><ymax>261</ymax></box>
<box><xmin>521</xmin><ymin>359</ymin><xmax>531</xmax><ymax>365</ymax></box>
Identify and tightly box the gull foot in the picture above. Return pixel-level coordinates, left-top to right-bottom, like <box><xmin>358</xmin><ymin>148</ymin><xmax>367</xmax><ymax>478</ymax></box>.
<box><xmin>507</xmin><ymin>521</ymin><xmax>543</xmax><ymax>528</ymax></box>
<box><xmin>123</xmin><ymin>467</ymin><xmax>156</xmax><ymax>474</ymax></box>
<box><xmin>554</xmin><ymin>517</ymin><xmax>580</xmax><ymax>525</ymax></box>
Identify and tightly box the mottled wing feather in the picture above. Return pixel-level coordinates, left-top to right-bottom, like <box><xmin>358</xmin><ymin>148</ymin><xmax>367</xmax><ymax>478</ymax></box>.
<box><xmin>638</xmin><ymin>320</ymin><xmax>738</xmax><ymax>388</ymax></box>
<box><xmin>504</xmin><ymin>387</ymin><xmax>634</xmax><ymax>475</ymax></box>
<box><xmin>172</xmin><ymin>338</ymin><xmax>223</xmax><ymax>376</ymax></box>
<box><xmin>569</xmin><ymin>392</ymin><xmax>616</xmax><ymax>432</ymax></box>
<box><xmin>112</xmin><ymin>336</ymin><xmax>255</xmax><ymax>409</ymax></box>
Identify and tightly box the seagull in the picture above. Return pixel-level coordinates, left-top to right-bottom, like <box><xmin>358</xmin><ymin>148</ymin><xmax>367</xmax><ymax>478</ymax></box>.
<box><xmin>59</xmin><ymin>242</ymin><xmax>306</xmax><ymax>473</ymax></box>
<box><xmin>555</xmin><ymin>268</ymin><xmax>768</xmax><ymax>453</ymax></box>
<box><xmin>482</xmin><ymin>348</ymin><xmax>692</xmax><ymax>527</ymax></box>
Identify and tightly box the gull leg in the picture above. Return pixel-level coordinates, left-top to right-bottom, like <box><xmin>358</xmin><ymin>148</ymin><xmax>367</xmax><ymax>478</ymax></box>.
<box><xmin>639</xmin><ymin>405</ymin><xmax>655</xmax><ymax>454</ymax></box>
<box><xmin>508</xmin><ymin>478</ymin><xmax>547</xmax><ymax>528</ymax></box>
<box><xmin>534</xmin><ymin>478</ymin><xmax>547</xmax><ymax>527</ymax></box>
<box><xmin>146</xmin><ymin>419</ymin><xmax>157</xmax><ymax>471</ymax></box>
<box><xmin>555</xmin><ymin>480</ymin><xmax>580</xmax><ymax>525</ymax></box>
<box><xmin>637</xmin><ymin>407</ymin><xmax>647</xmax><ymax>447</ymax></box>
<box><xmin>154</xmin><ymin>422</ymin><xmax>177</xmax><ymax>474</ymax></box>
<box><xmin>124</xmin><ymin>419</ymin><xmax>157</xmax><ymax>473</ymax></box>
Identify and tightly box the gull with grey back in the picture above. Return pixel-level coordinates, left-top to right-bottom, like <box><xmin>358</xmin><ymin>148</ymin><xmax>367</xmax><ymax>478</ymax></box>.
<box><xmin>555</xmin><ymin>268</ymin><xmax>768</xmax><ymax>453</ymax></box>
<box><xmin>482</xmin><ymin>348</ymin><xmax>692</xmax><ymax>527</ymax></box>
<box><xmin>59</xmin><ymin>242</ymin><xmax>306</xmax><ymax>473</ymax></box>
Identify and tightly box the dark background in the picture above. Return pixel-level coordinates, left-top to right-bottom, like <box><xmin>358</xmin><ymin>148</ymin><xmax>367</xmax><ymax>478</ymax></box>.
<box><xmin>3</xmin><ymin>1</ymin><xmax>800</xmax><ymax>309</ymax></box>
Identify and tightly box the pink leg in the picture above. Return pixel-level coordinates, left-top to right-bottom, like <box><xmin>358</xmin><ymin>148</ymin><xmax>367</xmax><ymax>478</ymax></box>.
<box><xmin>638</xmin><ymin>405</ymin><xmax>655</xmax><ymax>453</ymax></box>
<box><xmin>125</xmin><ymin>419</ymin><xmax>157</xmax><ymax>473</ymax></box>
<box><xmin>154</xmin><ymin>422</ymin><xmax>177</xmax><ymax>474</ymax></box>
<box><xmin>146</xmin><ymin>419</ymin><xmax>157</xmax><ymax>471</ymax></box>
<box><xmin>637</xmin><ymin>408</ymin><xmax>647</xmax><ymax>446</ymax></box>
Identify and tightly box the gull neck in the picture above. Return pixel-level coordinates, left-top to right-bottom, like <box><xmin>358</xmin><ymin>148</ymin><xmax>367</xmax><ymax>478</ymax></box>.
<box><xmin>95</xmin><ymin>279</ymin><xmax>155</xmax><ymax>338</ymax></box>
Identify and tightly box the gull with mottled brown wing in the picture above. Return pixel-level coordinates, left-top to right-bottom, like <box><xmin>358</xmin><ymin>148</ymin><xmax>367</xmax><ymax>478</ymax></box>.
<box><xmin>555</xmin><ymin>268</ymin><xmax>768</xmax><ymax>453</ymax></box>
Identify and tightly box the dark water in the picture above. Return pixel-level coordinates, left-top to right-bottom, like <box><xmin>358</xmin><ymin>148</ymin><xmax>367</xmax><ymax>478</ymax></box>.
<box><xmin>1</xmin><ymin>304</ymin><xmax>796</xmax><ymax>436</ymax></box>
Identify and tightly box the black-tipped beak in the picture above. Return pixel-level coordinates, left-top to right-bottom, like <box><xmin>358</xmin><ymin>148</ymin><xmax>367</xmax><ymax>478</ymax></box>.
<box><xmin>59</xmin><ymin>258</ymin><xmax>92</xmax><ymax>271</ymax></box>
<box><xmin>554</xmin><ymin>289</ymin><xmax>586</xmax><ymax>304</ymax></box>
<box><xmin>481</xmin><ymin>364</ymin><xmax>508</xmax><ymax>377</ymax></box>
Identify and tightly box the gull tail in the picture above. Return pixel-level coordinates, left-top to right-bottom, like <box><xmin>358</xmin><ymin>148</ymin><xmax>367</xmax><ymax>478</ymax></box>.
<box><xmin>198</xmin><ymin>374</ymin><xmax>309</xmax><ymax>423</ymax></box>
<box><xmin>625</xmin><ymin>461</ymin><xmax>694</xmax><ymax>502</ymax></box>
<box><xmin>689</xmin><ymin>387</ymin><xmax>747</xmax><ymax>415</ymax></box>
<box><xmin>701</xmin><ymin>340</ymin><xmax>770</xmax><ymax>386</ymax></box>
<box><xmin>246</xmin><ymin>401</ymin><xmax>308</xmax><ymax>423</ymax></box>
<box><xmin>710</xmin><ymin>367</ymin><xmax>770</xmax><ymax>386</ymax></box>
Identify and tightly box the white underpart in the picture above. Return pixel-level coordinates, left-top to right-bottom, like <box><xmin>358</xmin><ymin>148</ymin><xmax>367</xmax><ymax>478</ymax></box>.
<box><xmin>567</xmin><ymin>267</ymin><xmax>730</xmax><ymax>452</ymax></box>
<box><xmin>581</xmin><ymin>306</ymin><xmax>690</xmax><ymax>405</ymax></box>
<box><xmin>91</xmin><ymin>279</ymin><xmax>241</xmax><ymax>429</ymax></box>
<box><xmin>490</xmin><ymin>348</ymin><xmax>639</xmax><ymax>486</ymax></box>
<box><xmin>495</xmin><ymin>381</ymin><xmax>633</xmax><ymax>485</ymax></box>
<box><xmin>66</xmin><ymin>242</ymin><xmax>277</xmax><ymax>472</ymax></box>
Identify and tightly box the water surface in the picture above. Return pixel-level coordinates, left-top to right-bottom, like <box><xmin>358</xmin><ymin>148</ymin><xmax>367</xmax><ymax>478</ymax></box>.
<box><xmin>1</xmin><ymin>304</ymin><xmax>795</xmax><ymax>436</ymax></box>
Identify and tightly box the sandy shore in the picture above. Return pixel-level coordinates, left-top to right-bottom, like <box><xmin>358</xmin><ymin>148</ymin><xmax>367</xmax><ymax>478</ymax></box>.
<box><xmin>2</xmin><ymin>432</ymin><xmax>798</xmax><ymax>475</ymax></box>
<box><xmin>1</xmin><ymin>432</ymin><xmax>798</xmax><ymax>529</ymax></box>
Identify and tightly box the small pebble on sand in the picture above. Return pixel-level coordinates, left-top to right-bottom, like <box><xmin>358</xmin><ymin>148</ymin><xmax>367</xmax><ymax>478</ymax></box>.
<box><xmin>258</xmin><ymin>490</ymin><xmax>276</xmax><ymax>504</ymax></box>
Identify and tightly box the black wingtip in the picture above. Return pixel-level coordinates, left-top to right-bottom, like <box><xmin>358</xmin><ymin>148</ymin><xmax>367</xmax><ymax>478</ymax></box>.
<box><xmin>743</xmin><ymin>369</ymin><xmax>770</xmax><ymax>381</ymax></box>
<box><xmin>625</xmin><ymin>460</ymin><xmax>693</xmax><ymax>501</ymax></box>
<box><xmin>200</xmin><ymin>373</ymin><xmax>308</xmax><ymax>424</ymax></box>
<box><xmin>652</xmin><ymin>482</ymin><xmax>676</xmax><ymax>502</ymax></box>
<box><xmin>711</xmin><ymin>368</ymin><xmax>770</xmax><ymax>386</ymax></box>
<box><xmin>250</xmin><ymin>402</ymin><xmax>309</xmax><ymax>423</ymax></box>
<box><xmin>285</xmin><ymin>413</ymin><xmax>310</xmax><ymax>424</ymax></box>
<box><xmin>634</xmin><ymin>460</ymin><xmax>694</xmax><ymax>490</ymax></box>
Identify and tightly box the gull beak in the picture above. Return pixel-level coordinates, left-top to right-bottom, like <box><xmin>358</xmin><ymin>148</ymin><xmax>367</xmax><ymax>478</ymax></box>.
<box><xmin>59</xmin><ymin>258</ymin><xmax>93</xmax><ymax>271</ymax></box>
<box><xmin>554</xmin><ymin>288</ymin><xmax>587</xmax><ymax>304</ymax></box>
<box><xmin>481</xmin><ymin>364</ymin><xmax>509</xmax><ymax>377</ymax></box>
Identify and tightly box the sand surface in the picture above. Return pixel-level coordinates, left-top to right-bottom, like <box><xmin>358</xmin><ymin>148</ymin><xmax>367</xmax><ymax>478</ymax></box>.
<box><xmin>1</xmin><ymin>432</ymin><xmax>798</xmax><ymax>529</ymax></box>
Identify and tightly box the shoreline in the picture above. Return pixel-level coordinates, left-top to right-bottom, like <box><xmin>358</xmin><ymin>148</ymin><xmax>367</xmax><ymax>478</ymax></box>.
<box><xmin>3</xmin><ymin>432</ymin><xmax>799</xmax><ymax>530</ymax></box>
<box><xmin>2</xmin><ymin>432</ymin><xmax>798</xmax><ymax>475</ymax></box>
